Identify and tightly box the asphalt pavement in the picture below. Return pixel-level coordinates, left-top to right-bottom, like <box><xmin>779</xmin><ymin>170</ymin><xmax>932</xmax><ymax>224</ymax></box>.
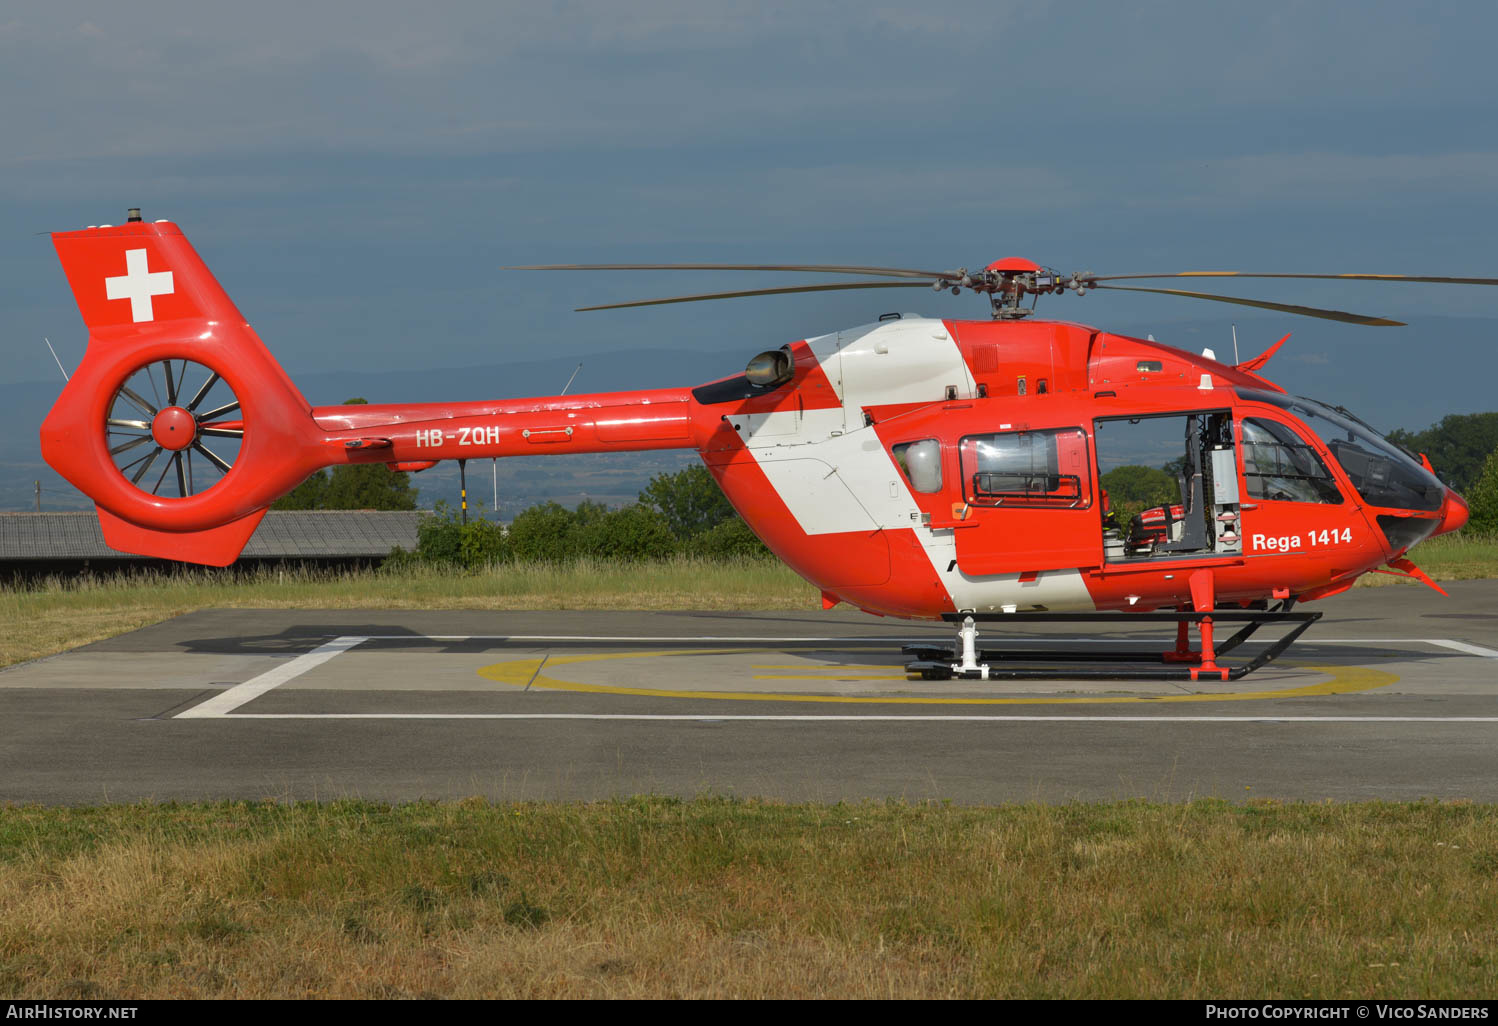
<box><xmin>2</xmin><ymin>582</ymin><xmax>1495</xmax><ymax>804</ymax></box>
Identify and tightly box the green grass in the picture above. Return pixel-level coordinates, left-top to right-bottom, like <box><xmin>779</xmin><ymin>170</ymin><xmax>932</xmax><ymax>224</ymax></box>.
<box><xmin>1</xmin><ymin>798</ymin><xmax>1495</xmax><ymax>998</ymax></box>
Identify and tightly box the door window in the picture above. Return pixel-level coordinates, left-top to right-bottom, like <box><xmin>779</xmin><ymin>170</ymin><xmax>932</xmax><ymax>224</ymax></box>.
<box><xmin>1240</xmin><ymin>418</ymin><xmax>1343</xmax><ymax>504</ymax></box>
<box><xmin>960</xmin><ymin>428</ymin><xmax>1091</xmax><ymax>508</ymax></box>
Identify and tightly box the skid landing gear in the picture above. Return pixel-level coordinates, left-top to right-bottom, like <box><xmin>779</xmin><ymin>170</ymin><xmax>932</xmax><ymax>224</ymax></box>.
<box><xmin>903</xmin><ymin>606</ymin><xmax>1320</xmax><ymax>682</ymax></box>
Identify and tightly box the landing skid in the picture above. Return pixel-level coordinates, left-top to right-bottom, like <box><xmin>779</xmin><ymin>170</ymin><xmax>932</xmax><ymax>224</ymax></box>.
<box><xmin>903</xmin><ymin>607</ymin><xmax>1321</xmax><ymax>682</ymax></box>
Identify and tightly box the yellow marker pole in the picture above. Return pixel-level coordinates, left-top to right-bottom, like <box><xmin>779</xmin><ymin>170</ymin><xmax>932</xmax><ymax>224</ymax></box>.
<box><xmin>459</xmin><ymin>458</ymin><xmax>468</xmax><ymax>525</ymax></box>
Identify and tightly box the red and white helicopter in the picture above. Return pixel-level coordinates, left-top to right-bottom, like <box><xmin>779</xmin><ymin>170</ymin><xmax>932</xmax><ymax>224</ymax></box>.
<box><xmin>40</xmin><ymin>212</ymin><xmax>1482</xmax><ymax>681</ymax></box>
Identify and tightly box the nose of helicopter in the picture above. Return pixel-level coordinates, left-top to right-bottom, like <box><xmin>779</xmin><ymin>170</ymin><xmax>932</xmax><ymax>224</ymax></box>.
<box><xmin>1433</xmin><ymin>489</ymin><xmax>1469</xmax><ymax>538</ymax></box>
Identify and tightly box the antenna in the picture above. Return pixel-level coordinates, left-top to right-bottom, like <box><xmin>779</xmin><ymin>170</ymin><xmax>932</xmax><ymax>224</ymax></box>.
<box><xmin>560</xmin><ymin>362</ymin><xmax>583</xmax><ymax>396</ymax></box>
<box><xmin>1231</xmin><ymin>323</ymin><xmax>1240</xmax><ymax>365</ymax></box>
<box><xmin>43</xmin><ymin>337</ymin><xmax>69</xmax><ymax>381</ymax></box>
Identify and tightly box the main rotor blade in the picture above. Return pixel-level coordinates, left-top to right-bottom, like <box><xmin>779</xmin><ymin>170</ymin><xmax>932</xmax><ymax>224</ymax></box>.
<box><xmin>1088</xmin><ymin>272</ymin><xmax>1498</xmax><ymax>286</ymax></box>
<box><xmin>576</xmin><ymin>280</ymin><xmax>935</xmax><ymax>312</ymax></box>
<box><xmin>512</xmin><ymin>263</ymin><xmax>958</xmax><ymax>280</ymax></box>
<box><xmin>1090</xmin><ymin>285</ymin><xmax>1405</xmax><ymax>326</ymax></box>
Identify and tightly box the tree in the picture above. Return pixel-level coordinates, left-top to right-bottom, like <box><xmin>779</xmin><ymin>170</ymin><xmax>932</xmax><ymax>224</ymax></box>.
<box><xmin>412</xmin><ymin>501</ymin><xmax>509</xmax><ymax>567</ymax></box>
<box><xmin>1099</xmin><ymin>465</ymin><xmax>1180</xmax><ymax>521</ymax></box>
<box><xmin>576</xmin><ymin>505</ymin><xmax>678</xmax><ymax>560</ymax></box>
<box><xmin>1387</xmin><ymin>412</ymin><xmax>1498</xmax><ymax>494</ymax></box>
<box><xmin>1466</xmin><ymin>448</ymin><xmax>1498</xmax><ymax>534</ymax></box>
<box><xmin>639</xmin><ymin>464</ymin><xmax>735</xmax><ymax>539</ymax></box>
<box><xmin>685</xmin><ymin>517</ymin><xmax>770</xmax><ymax>559</ymax></box>
<box><xmin>272</xmin><ymin>398</ymin><xmax>418</xmax><ymax>511</ymax></box>
<box><xmin>506</xmin><ymin>501</ymin><xmax>581</xmax><ymax>561</ymax></box>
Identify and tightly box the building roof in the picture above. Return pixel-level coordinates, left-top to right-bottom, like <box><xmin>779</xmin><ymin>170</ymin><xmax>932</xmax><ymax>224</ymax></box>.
<box><xmin>0</xmin><ymin>510</ymin><xmax>426</xmax><ymax>561</ymax></box>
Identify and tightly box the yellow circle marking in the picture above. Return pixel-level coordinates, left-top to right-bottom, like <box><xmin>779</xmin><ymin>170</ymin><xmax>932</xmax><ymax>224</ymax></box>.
<box><xmin>477</xmin><ymin>648</ymin><xmax>1398</xmax><ymax>705</ymax></box>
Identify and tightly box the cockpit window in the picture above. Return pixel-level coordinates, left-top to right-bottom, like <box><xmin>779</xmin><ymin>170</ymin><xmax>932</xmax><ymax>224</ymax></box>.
<box><xmin>1237</xmin><ymin>390</ymin><xmax>1444</xmax><ymax>512</ymax></box>
<box><xmin>1241</xmin><ymin>418</ymin><xmax>1343</xmax><ymax>504</ymax></box>
<box><xmin>893</xmin><ymin>439</ymin><xmax>942</xmax><ymax>493</ymax></box>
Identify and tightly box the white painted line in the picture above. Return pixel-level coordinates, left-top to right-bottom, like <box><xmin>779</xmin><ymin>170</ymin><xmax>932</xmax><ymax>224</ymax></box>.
<box><xmin>171</xmin><ymin>633</ymin><xmax>1496</xmax><ymax>723</ymax></box>
<box><xmin>356</xmin><ymin>635</ymin><xmax>955</xmax><ymax>642</ymax></box>
<box><xmin>176</xmin><ymin>636</ymin><xmax>367</xmax><ymax>719</ymax></box>
<box><xmin>1429</xmin><ymin>640</ymin><xmax>1498</xmax><ymax>659</ymax></box>
<box><xmin>194</xmin><ymin>713</ymin><xmax>1498</xmax><ymax>723</ymax></box>
<box><xmin>346</xmin><ymin>634</ymin><xmax>1485</xmax><ymax>649</ymax></box>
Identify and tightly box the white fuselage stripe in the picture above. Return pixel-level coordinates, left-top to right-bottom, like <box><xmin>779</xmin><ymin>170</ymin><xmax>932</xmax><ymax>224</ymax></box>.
<box><xmin>731</xmin><ymin>317</ymin><xmax>1095</xmax><ymax>612</ymax></box>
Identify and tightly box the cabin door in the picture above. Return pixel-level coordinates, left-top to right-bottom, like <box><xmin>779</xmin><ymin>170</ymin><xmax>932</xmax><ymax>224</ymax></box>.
<box><xmin>951</xmin><ymin>425</ymin><xmax>1103</xmax><ymax>575</ymax></box>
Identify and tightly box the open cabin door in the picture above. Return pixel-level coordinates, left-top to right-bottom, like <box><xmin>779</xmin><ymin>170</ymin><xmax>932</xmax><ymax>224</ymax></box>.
<box><xmin>1095</xmin><ymin>409</ymin><xmax>1244</xmax><ymax>564</ymax></box>
<box><xmin>951</xmin><ymin>426</ymin><xmax>1102</xmax><ymax>575</ymax></box>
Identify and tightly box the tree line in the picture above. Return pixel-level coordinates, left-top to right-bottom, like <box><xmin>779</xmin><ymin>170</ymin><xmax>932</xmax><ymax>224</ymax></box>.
<box><xmin>401</xmin><ymin>468</ymin><xmax>768</xmax><ymax>568</ymax></box>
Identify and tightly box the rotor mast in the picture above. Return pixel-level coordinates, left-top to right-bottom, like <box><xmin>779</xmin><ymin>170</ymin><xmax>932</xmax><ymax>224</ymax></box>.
<box><xmin>930</xmin><ymin>257</ymin><xmax>1088</xmax><ymax>320</ymax></box>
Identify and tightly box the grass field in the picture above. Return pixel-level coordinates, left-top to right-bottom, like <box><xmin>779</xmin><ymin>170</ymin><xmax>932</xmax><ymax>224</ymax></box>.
<box><xmin>1</xmin><ymin>798</ymin><xmax>1494</xmax><ymax>999</ymax></box>
<box><xmin>2</xmin><ymin>534</ymin><xmax>1495</xmax><ymax>669</ymax></box>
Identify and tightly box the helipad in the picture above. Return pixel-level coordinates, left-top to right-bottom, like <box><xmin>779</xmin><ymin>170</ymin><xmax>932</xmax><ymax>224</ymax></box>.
<box><xmin>1</xmin><ymin>584</ymin><xmax>1496</xmax><ymax>803</ymax></box>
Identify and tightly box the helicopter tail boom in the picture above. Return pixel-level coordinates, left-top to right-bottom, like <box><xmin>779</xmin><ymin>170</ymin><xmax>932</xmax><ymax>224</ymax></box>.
<box><xmin>41</xmin><ymin>217</ymin><xmax>707</xmax><ymax>564</ymax></box>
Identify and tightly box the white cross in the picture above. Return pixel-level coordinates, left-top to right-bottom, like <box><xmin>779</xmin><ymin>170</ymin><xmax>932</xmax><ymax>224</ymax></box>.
<box><xmin>104</xmin><ymin>248</ymin><xmax>174</xmax><ymax>323</ymax></box>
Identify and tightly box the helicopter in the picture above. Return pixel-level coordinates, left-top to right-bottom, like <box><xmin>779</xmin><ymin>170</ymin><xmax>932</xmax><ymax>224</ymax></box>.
<box><xmin>38</xmin><ymin>212</ymin><xmax>1482</xmax><ymax>682</ymax></box>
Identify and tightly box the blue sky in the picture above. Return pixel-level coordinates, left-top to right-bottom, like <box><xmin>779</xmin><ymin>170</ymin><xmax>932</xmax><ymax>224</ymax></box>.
<box><xmin>5</xmin><ymin>1</ymin><xmax>1498</xmax><ymax>401</ymax></box>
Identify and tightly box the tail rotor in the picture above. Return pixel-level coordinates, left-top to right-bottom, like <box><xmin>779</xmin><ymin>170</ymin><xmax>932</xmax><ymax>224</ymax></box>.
<box><xmin>104</xmin><ymin>358</ymin><xmax>245</xmax><ymax>499</ymax></box>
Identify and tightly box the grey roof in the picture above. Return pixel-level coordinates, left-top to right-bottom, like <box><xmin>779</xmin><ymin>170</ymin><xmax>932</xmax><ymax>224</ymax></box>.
<box><xmin>0</xmin><ymin>510</ymin><xmax>426</xmax><ymax>561</ymax></box>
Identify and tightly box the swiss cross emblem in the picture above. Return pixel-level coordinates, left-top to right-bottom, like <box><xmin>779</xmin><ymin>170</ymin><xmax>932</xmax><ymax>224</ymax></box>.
<box><xmin>104</xmin><ymin>248</ymin><xmax>175</xmax><ymax>322</ymax></box>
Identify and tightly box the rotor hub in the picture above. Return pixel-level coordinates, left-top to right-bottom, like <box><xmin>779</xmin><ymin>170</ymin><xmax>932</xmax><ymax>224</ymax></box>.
<box><xmin>150</xmin><ymin>406</ymin><xmax>197</xmax><ymax>451</ymax></box>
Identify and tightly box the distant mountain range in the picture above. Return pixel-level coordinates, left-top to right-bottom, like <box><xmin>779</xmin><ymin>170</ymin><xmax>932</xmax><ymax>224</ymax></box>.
<box><xmin>7</xmin><ymin>318</ymin><xmax>1496</xmax><ymax>511</ymax></box>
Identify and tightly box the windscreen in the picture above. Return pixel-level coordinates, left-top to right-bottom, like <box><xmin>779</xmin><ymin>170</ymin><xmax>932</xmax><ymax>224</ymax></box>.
<box><xmin>1237</xmin><ymin>391</ymin><xmax>1444</xmax><ymax>512</ymax></box>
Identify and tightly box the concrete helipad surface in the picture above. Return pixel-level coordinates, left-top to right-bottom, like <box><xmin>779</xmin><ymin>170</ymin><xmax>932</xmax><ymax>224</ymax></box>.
<box><xmin>2</xmin><ymin>582</ymin><xmax>1496</xmax><ymax>803</ymax></box>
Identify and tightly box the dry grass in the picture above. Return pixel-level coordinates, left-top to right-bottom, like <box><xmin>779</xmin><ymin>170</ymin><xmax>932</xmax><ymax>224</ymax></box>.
<box><xmin>0</xmin><ymin>558</ymin><xmax>816</xmax><ymax>668</ymax></box>
<box><xmin>1</xmin><ymin>798</ymin><xmax>1495</xmax><ymax>999</ymax></box>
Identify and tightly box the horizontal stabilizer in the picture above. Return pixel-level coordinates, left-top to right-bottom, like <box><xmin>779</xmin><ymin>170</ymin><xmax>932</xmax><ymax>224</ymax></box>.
<box><xmin>97</xmin><ymin>506</ymin><xmax>266</xmax><ymax>566</ymax></box>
